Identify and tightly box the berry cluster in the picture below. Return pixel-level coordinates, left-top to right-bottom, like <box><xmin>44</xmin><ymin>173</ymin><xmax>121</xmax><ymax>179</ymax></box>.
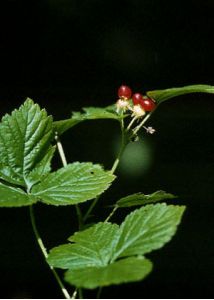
<box><xmin>117</xmin><ymin>85</ymin><xmax>156</xmax><ymax>113</ymax></box>
<box><xmin>116</xmin><ymin>85</ymin><xmax>156</xmax><ymax>135</ymax></box>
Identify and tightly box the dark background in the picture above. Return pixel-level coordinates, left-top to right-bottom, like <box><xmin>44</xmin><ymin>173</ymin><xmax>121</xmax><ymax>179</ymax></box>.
<box><xmin>0</xmin><ymin>0</ymin><xmax>214</xmax><ymax>298</ymax></box>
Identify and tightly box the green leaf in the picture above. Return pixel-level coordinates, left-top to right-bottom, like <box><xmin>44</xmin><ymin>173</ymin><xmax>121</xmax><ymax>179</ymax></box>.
<box><xmin>48</xmin><ymin>203</ymin><xmax>185</xmax><ymax>289</ymax></box>
<box><xmin>65</xmin><ymin>257</ymin><xmax>152</xmax><ymax>289</ymax></box>
<box><xmin>116</xmin><ymin>191</ymin><xmax>177</xmax><ymax>207</ymax></box>
<box><xmin>48</xmin><ymin>222</ymin><xmax>119</xmax><ymax>269</ymax></box>
<box><xmin>0</xmin><ymin>182</ymin><xmax>37</xmax><ymax>207</ymax></box>
<box><xmin>147</xmin><ymin>84</ymin><xmax>214</xmax><ymax>104</ymax></box>
<box><xmin>53</xmin><ymin>119</ymin><xmax>81</xmax><ymax>135</ymax></box>
<box><xmin>54</xmin><ymin>105</ymin><xmax>121</xmax><ymax>135</ymax></box>
<box><xmin>112</xmin><ymin>203</ymin><xmax>185</xmax><ymax>260</ymax></box>
<box><xmin>26</xmin><ymin>146</ymin><xmax>56</xmax><ymax>189</ymax></box>
<box><xmin>0</xmin><ymin>98</ymin><xmax>53</xmax><ymax>187</ymax></box>
<box><xmin>32</xmin><ymin>162</ymin><xmax>115</xmax><ymax>205</ymax></box>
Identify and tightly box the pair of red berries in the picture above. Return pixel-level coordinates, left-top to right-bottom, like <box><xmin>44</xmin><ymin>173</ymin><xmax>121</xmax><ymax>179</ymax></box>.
<box><xmin>118</xmin><ymin>85</ymin><xmax>156</xmax><ymax>112</ymax></box>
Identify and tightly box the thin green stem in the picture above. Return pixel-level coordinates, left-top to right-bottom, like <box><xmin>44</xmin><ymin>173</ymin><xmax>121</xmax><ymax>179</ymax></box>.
<box><xmin>127</xmin><ymin>115</ymin><xmax>137</xmax><ymax>130</ymax></box>
<box><xmin>55</xmin><ymin>131</ymin><xmax>82</xmax><ymax>229</ymax></box>
<box><xmin>96</xmin><ymin>287</ymin><xmax>103</xmax><ymax>299</ymax></box>
<box><xmin>55</xmin><ymin>132</ymin><xmax>68</xmax><ymax>167</ymax></box>
<box><xmin>29</xmin><ymin>205</ymin><xmax>71</xmax><ymax>299</ymax></box>
<box><xmin>75</xmin><ymin>205</ymin><xmax>83</xmax><ymax>230</ymax></box>
<box><xmin>132</xmin><ymin>112</ymin><xmax>152</xmax><ymax>135</ymax></box>
<box><xmin>83</xmin><ymin>119</ymin><xmax>127</xmax><ymax>222</ymax></box>
<box><xmin>83</xmin><ymin>195</ymin><xmax>100</xmax><ymax>222</ymax></box>
<box><xmin>71</xmin><ymin>289</ymin><xmax>77</xmax><ymax>299</ymax></box>
<box><xmin>104</xmin><ymin>206</ymin><xmax>118</xmax><ymax>223</ymax></box>
<box><xmin>111</xmin><ymin>118</ymin><xmax>127</xmax><ymax>173</ymax></box>
<box><xmin>78</xmin><ymin>288</ymin><xmax>83</xmax><ymax>299</ymax></box>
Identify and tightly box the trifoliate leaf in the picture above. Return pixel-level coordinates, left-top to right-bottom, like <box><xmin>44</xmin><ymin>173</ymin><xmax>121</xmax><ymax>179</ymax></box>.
<box><xmin>54</xmin><ymin>106</ymin><xmax>122</xmax><ymax>135</ymax></box>
<box><xmin>48</xmin><ymin>203</ymin><xmax>185</xmax><ymax>289</ymax></box>
<box><xmin>147</xmin><ymin>84</ymin><xmax>214</xmax><ymax>104</ymax></box>
<box><xmin>0</xmin><ymin>182</ymin><xmax>37</xmax><ymax>207</ymax></box>
<box><xmin>116</xmin><ymin>191</ymin><xmax>177</xmax><ymax>207</ymax></box>
<box><xmin>48</xmin><ymin>222</ymin><xmax>119</xmax><ymax>269</ymax></box>
<box><xmin>0</xmin><ymin>99</ymin><xmax>53</xmax><ymax>188</ymax></box>
<box><xmin>65</xmin><ymin>257</ymin><xmax>152</xmax><ymax>289</ymax></box>
<box><xmin>32</xmin><ymin>162</ymin><xmax>115</xmax><ymax>205</ymax></box>
<box><xmin>112</xmin><ymin>203</ymin><xmax>185</xmax><ymax>260</ymax></box>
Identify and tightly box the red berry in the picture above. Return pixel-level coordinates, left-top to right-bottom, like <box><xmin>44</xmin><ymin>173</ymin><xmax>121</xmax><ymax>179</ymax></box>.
<box><xmin>140</xmin><ymin>96</ymin><xmax>156</xmax><ymax>111</ymax></box>
<box><xmin>118</xmin><ymin>85</ymin><xmax>132</xmax><ymax>99</ymax></box>
<box><xmin>132</xmin><ymin>93</ymin><xmax>143</xmax><ymax>105</ymax></box>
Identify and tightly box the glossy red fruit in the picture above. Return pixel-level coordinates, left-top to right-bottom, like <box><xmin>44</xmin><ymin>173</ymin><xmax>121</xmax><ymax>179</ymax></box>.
<box><xmin>140</xmin><ymin>96</ymin><xmax>156</xmax><ymax>111</ymax></box>
<box><xmin>132</xmin><ymin>93</ymin><xmax>143</xmax><ymax>105</ymax></box>
<box><xmin>118</xmin><ymin>85</ymin><xmax>132</xmax><ymax>99</ymax></box>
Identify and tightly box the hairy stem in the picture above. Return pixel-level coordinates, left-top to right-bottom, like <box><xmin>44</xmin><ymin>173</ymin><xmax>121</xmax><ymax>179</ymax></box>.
<box><xmin>29</xmin><ymin>205</ymin><xmax>71</xmax><ymax>299</ymax></box>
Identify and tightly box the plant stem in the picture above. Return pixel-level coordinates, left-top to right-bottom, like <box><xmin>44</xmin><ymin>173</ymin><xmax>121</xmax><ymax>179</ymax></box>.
<box><xmin>83</xmin><ymin>119</ymin><xmax>127</xmax><ymax>222</ymax></box>
<box><xmin>55</xmin><ymin>132</ymin><xmax>83</xmax><ymax>229</ymax></box>
<box><xmin>83</xmin><ymin>195</ymin><xmax>99</xmax><ymax>222</ymax></box>
<box><xmin>96</xmin><ymin>287</ymin><xmax>103</xmax><ymax>299</ymax></box>
<box><xmin>127</xmin><ymin>115</ymin><xmax>137</xmax><ymax>130</ymax></box>
<box><xmin>29</xmin><ymin>205</ymin><xmax>71</xmax><ymax>299</ymax></box>
<box><xmin>132</xmin><ymin>112</ymin><xmax>152</xmax><ymax>135</ymax></box>
<box><xmin>55</xmin><ymin>132</ymin><xmax>68</xmax><ymax>167</ymax></box>
<box><xmin>78</xmin><ymin>288</ymin><xmax>83</xmax><ymax>299</ymax></box>
<box><xmin>71</xmin><ymin>289</ymin><xmax>77</xmax><ymax>299</ymax></box>
<box><xmin>104</xmin><ymin>206</ymin><xmax>118</xmax><ymax>222</ymax></box>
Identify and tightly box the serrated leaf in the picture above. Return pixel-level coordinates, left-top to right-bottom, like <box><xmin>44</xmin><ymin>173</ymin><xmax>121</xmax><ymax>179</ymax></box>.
<box><xmin>116</xmin><ymin>191</ymin><xmax>177</xmax><ymax>207</ymax></box>
<box><xmin>26</xmin><ymin>146</ymin><xmax>56</xmax><ymax>189</ymax></box>
<box><xmin>112</xmin><ymin>203</ymin><xmax>185</xmax><ymax>260</ymax></box>
<box><xmin>0</xmin><ymin>98</ymin><xmax>53</xmax><ymax>188</ymax></box>
<box><xmin>0</xmin><ymin>182</ymin><xmax>37</xmax><ymax>207</ymax></box>
<box><xmin>147</xmin><ymin>84</ymin><xmax>214</xmax><ymax>104</ymax></box>
<box><xmin>64</xmin><ymin>257</ymin><xmax>152</xmax><ymax>289</ymax></box>
<box><xmin>48</xmin><ymin>222</ymin><xmax>119</xmax><ymax>269</ymax></box>
<box><xmin>48</xmin><ymin>203</ymin><xmax>185</xmax><ymax>289</ymax></box>
<box><xmin>54</xmin><ymin>106</ymin><xmax>121</xmax><ymax>135</ymax></box>
<box><xmin>32</xmin><ymin>162</ymin><xmax>115</xmax><ymax>205</ymax></box>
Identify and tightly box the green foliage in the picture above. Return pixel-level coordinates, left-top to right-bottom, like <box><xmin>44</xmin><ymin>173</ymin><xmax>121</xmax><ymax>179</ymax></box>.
<box><xmin>0</xmin><ymin>100</ymin><xmax>114</xmax><ymax>207</ymax></box>
<box><xmin>2</xmin><ymin>85</ymin><xmax>209</xmax><ymax>296</ymax></box>
<box><xmin>54</xmin><ymin>105</ymin><xmax>121</xmax><ymax>135</ymax></box>
<box><xmin>32</xmin><ymin>163</ymin><xmax>115</xmax><ymax>206</ymax></box>
<box><xmin>147</xmin><ymin>84</ymin><xmax>214</xmax><ymax>104</ymax></box>
<box><xmin>54</xmin><ymin>84</ymin><xmax>214</xmax><ymax>137</ymax></box>
<box><xmin>48</xmin><ymin>222</ymin><xmax>119</xmax><ymax>269</ymax></box>
<box><xmin>48</xmin><ymin>203</ymin><xmax>185</xmax><ymax>288</ymax></box>
<box><xmin>65</xmin><ymin>257</ymin><xmax>152</xmax><ymax>289</ymax></box>
<box><xmin>116</xmin><ymin>190</ymin><xmax>177</xmax><ymax>207</ymax></box>
<box><xmin>112</xmin><ymin>203</ymin><xmax>185</xmax><ymax>260</ymax></box>
<box><xmin>0</xmin><ymin>182</ymin><xmax>36</xmax><ymax>207</ymax></box>
<box><xmin>0</xmin><ymin>98</ymin><xmax>53</xmax><ymax>188</ymax></box>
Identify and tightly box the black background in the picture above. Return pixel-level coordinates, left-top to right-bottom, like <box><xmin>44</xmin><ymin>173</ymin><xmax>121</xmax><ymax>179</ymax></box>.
<box><xmin>0</xmin><ymin>0</ymin><xmax>214</xmax><ymax>298</ymax></box>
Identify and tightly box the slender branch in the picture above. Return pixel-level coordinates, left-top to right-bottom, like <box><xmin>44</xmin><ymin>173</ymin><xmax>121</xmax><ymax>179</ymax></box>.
<box><xmin>55</xmin><ymin>132</ymin><xmax>82</xmax><ymax>229</ymax></box>
<box><xmin>83</xmin><ymin>119</ymin><xmax>127</xmax><ymax>222</ymax></box>
<box><xmin>127</xmin><ymin>115</ymin><xmax>137</xmax><ymax>130</ymax></box>
<box><xmin>29</xmin><ymin>205</ymin><xmax>71</xmax><ymax>299</ymax></box>
<box><xmin>83</xmin><ymin>195</ymin><xmax>100</xmax><ymax>222</ymax></box>
<box><xmin>104</xmin><ymin>206</ymin><xmax>118</xmax><ymax>223</ymax></box>
<box><xmin>78</xmin><ymin>288</ymin><xmax>83</xmax><ymax>299</ymax></box>
<box><xmin>55</xmin><ymin>132</ymin><xmax>68</xmax><ymax>167</ymax></box>
<box><xmin>96</xmin><ymin>287</ymin><xmax>103</xmax><ymax>299</ymax></box>
<box><xmin>132</xmin><ymin>112</ymin><xmax>152</xmax><ymax>135</ymax></box>
<box><xmin>71</xmin><ymin>289</ymin><xmax>77</xmax><ymax>299</ymax></box>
